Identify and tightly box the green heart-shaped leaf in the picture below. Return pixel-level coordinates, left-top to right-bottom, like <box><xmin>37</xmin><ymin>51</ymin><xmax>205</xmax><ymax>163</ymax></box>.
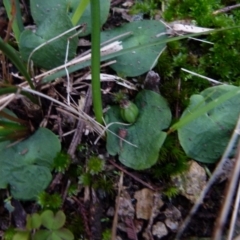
<box><xmin>106</xmin><ymin>90</ymin><xmax>171</xmax><ymax>170</ymax></box>
<box><xmin>19</xmin><ymin>12</ymin><xmax>78</xmax><ymax>69</ymax></box>
<box><xmin>0</xmin><ymin>128</ymin><xmax>61</xmax><ymax>200</ymax></box>
<box><xmin>178</xmin><ymin>85</ymin><xmax>240</xmax><ymax>163</ymax></box>
<box><xmin>41</xmin><ymin>210</ymin><xmax>66</xmax><ymax>230</ymax></box>
<box><xmin>101</xmin><ymin>20</ymin><xmax>167</xmax><ymax>77</ymax></box>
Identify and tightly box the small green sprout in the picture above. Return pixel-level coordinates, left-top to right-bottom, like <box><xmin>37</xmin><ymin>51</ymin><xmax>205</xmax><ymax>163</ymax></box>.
<box><xmin>53</xmin><ymin>152</ymin><xmax>71</xmax><ymax>173</ymax></box>
<box><xmin>37</xmin><ymin>192</ymin><xmax>62</xmax><ymax>210</ymax></box>
<box><xmin>87</xmin><ymin>156</ymin><xmax>105</xmax><ymax>175</ymax></box>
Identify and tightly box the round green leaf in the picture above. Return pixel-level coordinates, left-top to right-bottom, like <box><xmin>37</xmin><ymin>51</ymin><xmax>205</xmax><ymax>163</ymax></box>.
<box><xmin>33</xmin><ymin>230</ymin><xmax>51</xmax><ymax>240</ymax></box>
<box><xmin>178</xmin><ymin>85</ymin><xmax>240</xmax><ymax>163</ymax></box>
<box><xmin>19</xmin><ymin>12</ymin><xmax>78</xmax><ymax>69</ymax></box>
<box><xmin>106</xmin><ymin>90</ymin><xmax>171</xmax><ymax>170</ymax></box>
<box><xmin>101</xmin><ymin>20</ymin><xmax>167</xmax><ymax>77</ymax></box>
<box><xmin>41</xmin><ymin>210</ymin><xmax>66</xmax><ymax>230</ymax></box>
<box><xmin>13</xmin><ymin>231</ymin><xmax>30</xmax><ymax>240</ymax></box>
<box><xmin>8</xmin><ymin>165</ymin><xmax>52</xmax><ymax>200</ymax></box>
<box><xmin>54</xmin><ymin>229</ymin><xmax>74</xmax><ymax>240</ymax></box>
<box><xmin>30</xmin><ymin>0</ymin><xmax>66</xmax><ymax>26</ymax></box>
<box><xmin>69</xmin><ymin>0</ymin><xmax>110</xmax><ymax>36</ymax></box>
<box><xmin>0</xmin><ymin>128</ymin><xmax>61</xmax><ymax>200</ymax></box>
<box><xmin>27</xmin><ymin>213</ymin><xmax>42</xmax><ymax>229</ymax></box>
<box><xmin>30</xmin><ymin>0</ymin><xmax>110</xmax><ymax>36</ymax></box>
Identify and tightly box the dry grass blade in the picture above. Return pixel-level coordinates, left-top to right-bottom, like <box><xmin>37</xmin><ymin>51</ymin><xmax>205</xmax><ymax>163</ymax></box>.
<box><xmin>68</xmin><ymin>87</ymin><xmax>92</xmax><ymax>159</ymax></box>
<box><xmin>111</xmin><ymin>171</ymin><xmax>124</xmax><ymax>240</ymax></box>
<box><xmin>181</xmin><ymin>68</ymin><xmax>225</xmax><ymax>85</ymax></box>
<box><xmin>18</xmin><ymin>87</ymin><xmax>104</xmax><ymax>136</ymax></box>
<box><xmin>213</xmin><ymin>4</ymin><xmax>240</xmax><ymax>14</ymax></box>
<box><xmin>213</xmin><ymin>141</ymin><xmax>240</xmax><ymax>240</ymax></box>
<box><xmin>227</xmin><ymin>178</ymin><xmax>240</xmax><ymax>240</ymax></box>
<box><xmin>31</xmin><ymin>40</ymin><xmax>123</xmax><ymax>83</ymax></box>
<box><xmin>175</xmin><ymin>115</ymin><xmax>240</xmax><ymax>239</ymax></box>
<box><xmin>2</xmin><ymin>86</ymin><xmax>136</xmax><ymax>151</ymax></box>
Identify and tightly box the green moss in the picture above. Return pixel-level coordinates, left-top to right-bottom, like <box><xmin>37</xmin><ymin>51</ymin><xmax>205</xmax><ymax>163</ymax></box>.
<box><xmin>163</xmin><ymin>0</ymin><xmax>221</xmax><ymax>23</ymax></box>
<box><xmin>160</xmin><ymin>0</ymin><xmax>240</xmax><ymax>86</ymax></box>
<box><xmin>102</xmin><ymin>229</ymin><xmax>111</xmax><ymax>240</ymax></box>
<box><xmin>163</xmin><ymin>186</ymin><xmax>180</xmax><ymax>199</ymax></box>
<box><xmin>78</xmin><ymin>156</ymin><xmax>114</xmax><ymax>195</ymax></box>
<box><xmin>130</xmin><ymin>0</ymin><xmax>162</xmax><ymax>18</ymax></box>
<box><xmin>151</xmin><ymin>0</ymin><xmax>240</xmax><ymax>180</ymax></box>
<box><xmin>92</xmin><ymin>176</ymin><xmax>114</xmax><ymax>195</ymax></box>
<box><xmin>151</xmin><ymin>134</ymin><xmax>188</xmax><ymax>178</ymax></box>
<box><xmin>3</xmin><ymin>227</ymin><xmax>16</xmax><ymax>240</ymax></box>
<box><xmin>53</xmin><ymin>151</ymin><xmax>71</xmax><ymax>173</ymax></box>
<box><xmin>79</xmin><ymin>172</ymin><xmax>92</xmax><ymax>186</ymax></box>
<box><xmin>87</xmin><ymin>156</ymin><xmax>105</xmax><ymax>175</ymax></box>
<box><xmin>37</xmin><ymin>192</ymin><xmax>62</xmax><ymax>210</ymax></box>
<box><xmin>67</xmin><ymin>183</ymin><xmax>79</xmax><ymax>197</ymax></box>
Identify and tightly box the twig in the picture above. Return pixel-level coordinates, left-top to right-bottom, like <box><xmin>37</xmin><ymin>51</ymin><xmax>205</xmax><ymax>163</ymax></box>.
<box><xmin>175</xmin><ymin>78</ymin><xmax>181</xmax><ymax>119</ymax></box>
<box><xmin>0</xmin><ymin>40</ymin><xmax>123</xmax><ymax>107</ymax></box>
<box><xmin>0</xmin><ymin>93</ymin><xmax>15</xmax><ymax>111</ymax></box>
<box><xmin>31</xmin><ymin>41</ymin><xmax>123</xmax><ymax>83</ymax></box>
<box><xmin>64</xmin><ymin>30</ymin><xmax>82</xmax><ymax>105</ymax></box>
<box><xmin>108</xmin><ymin>159</ymin><xmax>155</xmax><ymax>191</ymax></box>
<box><xmin>94</xmin><ymin>118</ymin><xmax>137</xmax><ymax>148</ymax></box>
<box><xmin>213</xmin><ymin>4</ymin><xmax>240</xmax><ymax>15</ymax></box>
<box><xmin>65</xmin><ymin>35</ymin><xmax>71</xmax><ymax>106</ymax></box>
<box><xmin>227</xmin><ymin>177</ymin><xmax>240</xmax><ymax>240</ymax></box>
<box><xmin>181</xmin><ymin>68</ymin><xmax>225</xmax><ymax>85</ymax></box>
<box><xmin>19</xmin><ymin>86</ymin><xmax>103</xmax><ymax>135</ymax></box>
<box><xmin>111</xmin><ymin>171</ymin><xmax>123</xmax><ymax>240</ymax></box>
<box><xmin>49</xmin><ymin>172</ymin><xmax>63</xmax><ymax>190</ymax></box>
<box><xmin>40</xmin><ymin>100</ymin><xmax>53</xmax><ymax>127</ymax></box>
<box><xmin>159</xmin><ymin>20</ymin><xmax>213</xmax><ymax>44</ymax></box>
<box><xmin>213</xmin><ymin>141</ymin><xmax>240</xmax><ymax>239</ymax></box>
<box><xmin>90</xmin><ymin>189</ymin><xmax>102</xmax><ymax>240</ymax></box>
<box><xmin>68</xmin><ymin>87</ymin><xmax>92</xmax><ymax>159</ymax></box>
<box><xmin>62</xmin><ymin>179</ymin><xmax>71</xmax><ymax>206</ymax></box>
<box><xmin>175</xmin><ymin>115</ymin><xmax>240</xmax><ymax>239</ymax></box>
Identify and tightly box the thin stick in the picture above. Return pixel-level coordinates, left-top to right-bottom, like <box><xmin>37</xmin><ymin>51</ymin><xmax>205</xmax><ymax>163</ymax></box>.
<box><xmin>77</xmin><ymin>31</ymin><xmax>132</xmax><ymax>59</ymax></box>
<box><xmin>19</xmin><ymin>86</ymin><xmax>104</xmax><ymax>136</ymax></box>
<box><xmin>65</xmin><ymin>37</ymin><xmax>71</xmax><ymax>105</ymax></box>
<box><xmin>227</xmin><ymin>179</ymin><xmax>240</xmax><ymax>240</ymax></box>
<box><xmin>213</xmin><ymin>141</ymin><xmax>240</xmax><ymax>239</ymax></box>
<box><xmin>17</xmin><ymin>86</ymin><xmax>136</xmax><ymax>151</ymax></box>
<box><xmin>181</xmin><ymin>68</ymin><xmax>225</xmax><ymax>85</ymax></box>
<box><xmin>108</xmin><ymin>159</ymin><xmax>155</xmax><ymax>191</ymax></box>
<box><xmin>31</xmin><ymin>41</ymin><xmax>123</xmax><ymax>83</ymax></box>
<box><xmin>65</xmin><ymin>30</ymin><xmax>83</xmax><ymax>106</ymax></box>
<box><xmin>213</xmin><ymin>4</ymin><xmax>240</xmax><ymax>15</ymax></box>
<box><xmin>0</xmin><ymin>93</ymin><xmax>15</xmax><ymax>111</ymax></box>
<box><xmin>67</xmin><ymin>87</ymin><xmax>92</xmax><ymax>159</ymax></box>
<box><xmin>175</xmin><ymin>115</ymin><xmax>240</xmax><ymax>239</ymax></box>
<box><xmin>111</xmin><ymin>171</ymin><xmax>123</xmax><ymax>240</ymax></box>
<box><xmin>175</xmin><ymin>78</ymin><xmax>181</xmax><ymax>118</ymax></box>
<box><xmin>94</xmin><ymin>118</ymin><xmax>138</xmax><ymax>148</ymax></box>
